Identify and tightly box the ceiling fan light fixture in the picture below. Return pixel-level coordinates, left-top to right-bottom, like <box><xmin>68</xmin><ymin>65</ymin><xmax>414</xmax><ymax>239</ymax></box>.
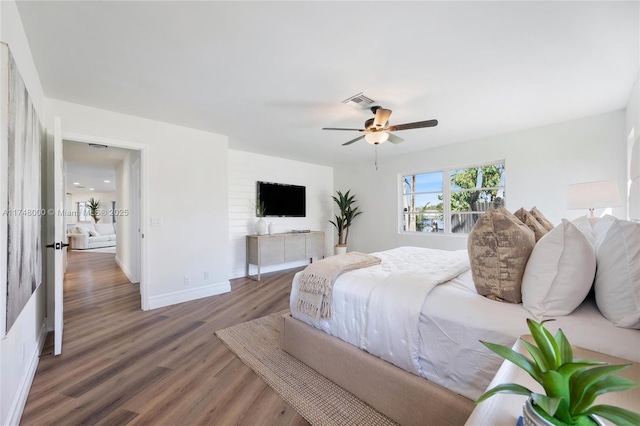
<box><xmin>365</xmin><ymin>131</ymin><xmax>389</xmax><ymax>145</ymax></box>
<box><xmin>322</xmin><ymin>106</ymin><xmax>437</xmax><ymax>146</ymax></box>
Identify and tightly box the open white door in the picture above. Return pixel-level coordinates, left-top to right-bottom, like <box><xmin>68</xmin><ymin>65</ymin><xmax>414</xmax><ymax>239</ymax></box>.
<box><xmin>49</xmin><ymin>117</ymin><xmax>65</xmax><ymax>355</ymax></box>
<box><xmin>131</xmin><ymin>159</ymin><xmax>141</xmax><ymax>283</ymax></box>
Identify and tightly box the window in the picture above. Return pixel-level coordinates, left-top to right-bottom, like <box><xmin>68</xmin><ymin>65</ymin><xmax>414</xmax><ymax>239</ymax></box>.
<box><xmin>77</xmin><ymin>201</ymin><xmax>90</xmax><ymax>222</ymax></box>
<box><xmin>402</xmin><ymin>171</ymin><xmax>444</xmax><ymax>233</ymax></box>
<box><xmin>401</xmin><ymin>161</ymin><xmax>505</xmax><ymax>234</ymax></box>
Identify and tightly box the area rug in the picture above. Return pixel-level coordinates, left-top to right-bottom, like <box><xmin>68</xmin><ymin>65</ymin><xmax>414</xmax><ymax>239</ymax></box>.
<box><xmin>215</xmin><ymin>311</ymin><xmax>397</xmax><ymax>426</ymax></box>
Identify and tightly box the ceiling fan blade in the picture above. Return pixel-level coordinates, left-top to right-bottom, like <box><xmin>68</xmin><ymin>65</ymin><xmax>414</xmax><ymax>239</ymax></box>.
<box><xmin>342</xmin><ymin>135</ymin><xmax>365</xmax><ymax>146</ymax></box>
<box><xmin>322</xmin><ymin>127</ymin><xmax>365</xmax><ymax>131</ymax></box>
<box><xmin>372</xmin><ymin>108</ymin><xmax>392</xmax><ymax>128</ymax></box>
<box><xmin>387</xmin><ymin>119</ymin><xmax>438</xmax><ymax>132</ymax></box>
<box><xmin>387</xmin><ymin>133</ymin><xmax>404</xmax><ymax>144</ymax></box>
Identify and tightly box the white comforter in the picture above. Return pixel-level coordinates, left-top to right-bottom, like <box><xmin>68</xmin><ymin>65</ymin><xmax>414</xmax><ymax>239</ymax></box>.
<box><xmin>291</xmin><ymin>246</ymin><xmax>640</xmax><ymax>400</ymax></box>
<box><xmin>290</xmin><ymin>246</ymin><xmax>469</xmax><ymax>377</ymax></box>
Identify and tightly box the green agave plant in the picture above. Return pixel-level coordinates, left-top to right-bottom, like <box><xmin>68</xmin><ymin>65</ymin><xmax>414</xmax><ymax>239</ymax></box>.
<box><xmin>476</xmin><ymin>319</ymin><xmax>640</xmax><ymax>426</ymax></box>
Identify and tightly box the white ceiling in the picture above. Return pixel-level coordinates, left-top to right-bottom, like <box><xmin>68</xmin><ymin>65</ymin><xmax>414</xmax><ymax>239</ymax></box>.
<box><xmin>17</xmin><ymin>1</ymin><xmax>640</xmax><ymax>167</ymax></box>
<box><xmin>64</xmin><ymin>140</ymin><xmax>131</xmax><ymax>194</ymax></box>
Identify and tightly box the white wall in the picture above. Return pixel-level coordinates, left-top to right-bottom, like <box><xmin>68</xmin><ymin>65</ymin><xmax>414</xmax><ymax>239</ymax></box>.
<box><xmin>116</xmin><ymin>150</ymin><xmax>140</xmax><ymax>282</ymax></box>
<box><xmin>44</xmin><ymin>99</ymin><xmax>231</xmax><ymax>309</ymax></box>
<box><xmin>335</xmin><ymin>110</ymin><xmax>628</xmax><ymax>254</ymax></box>
<box><xmin>0</xmin><ymin>1</ymin><xmax>48</xmax><ymax>425</ymax></box>
<box><xmin>67</xmin><ymin>191</ymin><xmax>117</xmax><ymax>224</ymax></box>
<box><xmin>627</xmin><ymin>73</ymin><xmax>640</xmax><ymax>220</ymax></box>
<box><xmin>228</xmin><ymin>150</ymin><xmax>334</xmax><ymax>278</ymax></box>
<box><xmin>628</xmin><ymin>74</ymin><xmax>639</xmax><ymax>139</ymax></box>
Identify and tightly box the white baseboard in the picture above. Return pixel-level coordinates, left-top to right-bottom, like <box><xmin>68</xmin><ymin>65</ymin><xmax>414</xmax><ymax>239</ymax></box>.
<box><xmin>148</xmin><ymin>281</ymin><xmax>231</xmax><ymax>310</ymax></box>
<box><xmin>7</xmin><ymin>322</ymin><xmax>47</xmax><ymax>426</ymax></box>
<box><xmin>230</xmin><ymin>259</ymin><xmax>309</xmax><ymax>280</ymax></box>
<box><xmin>114</xmin><ymin>255</ymin><xmax>134</xmax><ymax>283</ymax></box>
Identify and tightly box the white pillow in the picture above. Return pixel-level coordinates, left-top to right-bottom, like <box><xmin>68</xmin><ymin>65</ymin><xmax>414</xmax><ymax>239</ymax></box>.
<box><xmin>88</xmin><ymin>230</ymin><xmax>100</xmax><ymax>237</ymax></box>
<box><xmin>594</xmin><ymin>218</ymin><xmax>640</xmax><ymax>329</ymax></box>
<box><xmin>522</xmin><ymin>219</ymin><xmax>595</xmax><ymax>319</ymax></box>
<box><xmin>593</xmin><ymin>214</ymin><xmax>616</xmax><ymax>251</ymax></box>
<box><xmin>571</xmin><ymin>215</ymin><xmax>595</xmax><ymax>246</ymax></box>
<box><xmin>76</xmin><ymin>226</ymin><xmax>89</xmax><ymax>235</ymax></box>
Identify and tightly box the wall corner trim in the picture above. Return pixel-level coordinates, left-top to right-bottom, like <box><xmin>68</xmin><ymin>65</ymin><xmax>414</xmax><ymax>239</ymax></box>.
<box><xmin>115</xmin><ymin>256</ymin><xmax>134</xmax><ymax>283</ymax></box>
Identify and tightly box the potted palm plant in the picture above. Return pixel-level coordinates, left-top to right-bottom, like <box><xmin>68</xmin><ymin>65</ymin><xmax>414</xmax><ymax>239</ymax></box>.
<box><xmin>476</xmin><ymin>319</ymin><xmax>640</xmax><ymax>426</ymax></box>
<box><xmin>329</xmin><ymin>189</ymin><xmax>362</xmax><ymax>255</ymax></box>
<box><xmin>87</xmin><ymin>197</ymin><xmax>102</xmax><ymax>224</ymax></box>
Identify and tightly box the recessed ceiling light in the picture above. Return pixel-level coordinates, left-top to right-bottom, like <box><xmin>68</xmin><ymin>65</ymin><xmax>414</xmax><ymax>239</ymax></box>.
<box><xmin>73</xmin><ymin>182</ymin><xmax>80</xmax><ymax>185</ymax></box>
<box><xmin>89</xmin><ymin>188</ymin><xmax>95</xmax><ymax>191</ymax></box>
<box><xmin>104</xmin><ymin>180</ymin><xmax>110</xmax><ymax>183</ymax></box>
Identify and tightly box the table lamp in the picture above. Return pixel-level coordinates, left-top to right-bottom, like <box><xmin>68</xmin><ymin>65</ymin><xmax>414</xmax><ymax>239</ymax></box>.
<box><xmin>567</xmin><ymin>180</ymin><xmax>621</xmax><ymax>225</ymax></box>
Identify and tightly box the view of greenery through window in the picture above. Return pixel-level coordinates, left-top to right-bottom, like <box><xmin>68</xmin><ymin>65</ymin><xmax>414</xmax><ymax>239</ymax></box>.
<box><xmin>402</xmin><ymin>162</ymin><xmax>505</xmax><ymax>234</ymax></box>
<box><xmin>77</xmin><ymin>201</ymin><xmax>90</xmax><ymax>222</ymax></box>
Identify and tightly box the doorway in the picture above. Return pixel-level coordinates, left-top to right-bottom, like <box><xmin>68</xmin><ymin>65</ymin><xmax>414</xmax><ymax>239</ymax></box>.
<box><xmin>63</xmin><ymin>137</ymin><xmax>144</xmax><ymax>290</ymax></box>
<box><xmin>45</xmin><ymin>126</ymin><xmax>149</xmax><ymax>355</ymax></box>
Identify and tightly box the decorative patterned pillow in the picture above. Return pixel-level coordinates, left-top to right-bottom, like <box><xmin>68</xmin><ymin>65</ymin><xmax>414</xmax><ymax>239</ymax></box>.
<box><xmin>593</xmin><ymin>218</ymin><xmax>640</xmax><ymax>329</ymax></box>
<box><xmin>468</xmin><ymin>206</ymin><xmax>536</xmax><ymax>303</ymax></box>
<box><xmin>514</xmin><ymin>207</ymin><xmax>548</xmax><ymax>242</ymax></box>
<box><xmin>522</xmin><ymin>219</ymin><xmax>596</xmax><ymax>319</ymax></box>
<box><xmin>530</xmin><ymin>206</ymin><xmax>554</xmax><ymax>231</ymax></box>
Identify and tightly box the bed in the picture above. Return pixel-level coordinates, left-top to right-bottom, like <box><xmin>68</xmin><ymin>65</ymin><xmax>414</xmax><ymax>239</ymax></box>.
<box><xmin>282</xmin><ymin>246</ymin><xmax>640</xmax><ymax>426</ymax></box>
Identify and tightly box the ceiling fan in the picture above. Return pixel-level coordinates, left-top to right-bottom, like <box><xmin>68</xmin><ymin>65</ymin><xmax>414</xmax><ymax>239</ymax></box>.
<box><xmin>322</xmin><ymin>106</ymin><xmax>438</xmax><ymax>146</ymax></box>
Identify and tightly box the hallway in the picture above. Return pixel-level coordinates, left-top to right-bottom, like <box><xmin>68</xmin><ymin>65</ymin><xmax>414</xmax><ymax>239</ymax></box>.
<box><xmin>21</xmin><ymin>251</ymin><xmax>307</xmax><ymax>425</ymax></box>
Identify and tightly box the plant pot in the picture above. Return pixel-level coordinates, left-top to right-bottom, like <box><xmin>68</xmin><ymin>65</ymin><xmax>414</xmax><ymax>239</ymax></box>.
<box><xmin>334</xmin><ymin>245</ymin><xmax>347</xmax><ymax>255</ymax></box>
<box><xmin>256</xmin><ymin>218</ymin><xmax>267</xmax><ymax>235</ymax></box>
<box><xmin>522</xmin><ymin>398</ymin><xmax>604</xmax><ymax>426</ymax></box>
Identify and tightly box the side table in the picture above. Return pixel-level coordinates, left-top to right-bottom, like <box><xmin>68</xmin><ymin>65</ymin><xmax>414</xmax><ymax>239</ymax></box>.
<box><xmin>465</xmin><ymin>336</ymin><xmax>640</xmax><ymax>426</ymax></box>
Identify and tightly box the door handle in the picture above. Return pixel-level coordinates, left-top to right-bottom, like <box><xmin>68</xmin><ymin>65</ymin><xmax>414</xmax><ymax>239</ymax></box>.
<box><xmin>45</xmin><ymin>242</ymin><xmax>69</xmax><ymax>250</ymax></box>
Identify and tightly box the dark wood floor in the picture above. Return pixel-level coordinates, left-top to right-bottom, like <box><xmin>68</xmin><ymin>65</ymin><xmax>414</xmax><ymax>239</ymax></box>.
<box><xmin>21</xmin><ymin>251</ymin><xmax>309</xmax><ymax>426</ymax></box>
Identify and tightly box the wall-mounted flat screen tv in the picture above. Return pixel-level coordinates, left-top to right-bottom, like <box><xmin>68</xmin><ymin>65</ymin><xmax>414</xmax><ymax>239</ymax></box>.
<box><xmin>257</xmin><ymin>181</ymin><xmax>306</xmax><ymax>217</ymax></box>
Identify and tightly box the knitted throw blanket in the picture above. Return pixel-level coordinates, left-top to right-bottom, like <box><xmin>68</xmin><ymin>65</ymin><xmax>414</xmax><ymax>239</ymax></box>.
<box><xmin>296</xmin><ymin>252</ymin><xmax>381</xmax><ymax>320</ymax></box>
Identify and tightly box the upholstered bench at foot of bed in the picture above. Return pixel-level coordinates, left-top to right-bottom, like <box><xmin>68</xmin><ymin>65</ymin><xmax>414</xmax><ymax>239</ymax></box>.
<box><xmin>280</xmin><ymin>314</ymin><xmax>474</xmax><ymax>426</ymax></box>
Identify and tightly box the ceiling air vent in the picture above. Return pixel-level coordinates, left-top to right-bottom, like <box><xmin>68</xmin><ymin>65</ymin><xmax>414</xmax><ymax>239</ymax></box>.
<box><xmin>342</xmin><ymin>92</ymin><xmax>375</xmax><ymax>109</ymax></box>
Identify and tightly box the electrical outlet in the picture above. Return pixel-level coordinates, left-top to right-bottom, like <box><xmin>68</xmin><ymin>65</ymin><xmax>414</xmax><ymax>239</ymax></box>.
<box><xmin>184</xmin><ymin>277</ymin><xmax>190</xmax><ymax>286</ymax></box>
<box><xmin>204</xmin><ymin>271</ymin><xmax>210</xmax><ymax>280</ymax></box>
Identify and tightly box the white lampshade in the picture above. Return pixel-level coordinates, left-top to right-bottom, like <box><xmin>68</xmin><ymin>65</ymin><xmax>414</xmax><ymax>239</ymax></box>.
<box><xmin>567</xmin><ymin>180</ymin><xmax>621</xmax><ymax>210</ymax></box>
<box><xmin>364</xmin><ymin>131</ymin><xmax>389</xmax><ymax>145</ymax></box>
